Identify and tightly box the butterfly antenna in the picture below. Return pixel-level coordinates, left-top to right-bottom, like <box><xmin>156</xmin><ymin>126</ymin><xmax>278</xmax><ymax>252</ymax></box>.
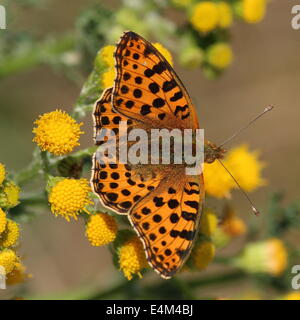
<box><xmin>217</xmin><ymin>159</ymin><xmax>260</xmax><ymax>216</ymax></box>
<box><xmin>219</xmin><ymin>105</ymin><xmax>274</xmax><ymax>148</ymax></box>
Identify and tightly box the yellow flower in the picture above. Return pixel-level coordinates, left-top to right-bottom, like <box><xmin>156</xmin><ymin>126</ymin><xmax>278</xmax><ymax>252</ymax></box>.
<box><xmin>0</xmin><ymin>181</ymin><xmax>21</xmax><ymax>208</ymax></box>
<box><xmin>192</xmin><ymin>240</ymin><xmax>215</xmax><ymax>270</ymax></box>
<box><xmin>0</xmin><ymin>163</ymin><xmax>6</xmax><ymax>185</ymax></box>
<box><xmin>207</xmin><ymin>43</ymin><xmax>233</xmax><ymax>69</ymax></box>
<box><xmin>204</xmin><ymin>161</ymin><xmax>235</xmax><ymax>198</ymax></box>
<box><xmin>190</xmin><ymin>2</ymin><xmax>219</xmax><ymax>33</ymax></box>
<box><xmin>234</xmin><ymin>238</ymin><xmax>288</xmax><ymax>276</ymax></box>
<box><xmin>119</xmin><ymin>236</ymin><xmax>148</xmax><ymax>280</ymax></box>
<box><xmin>205</xmin><ymin>144</ymin><xmax>265</xmax><ymax>198</ymax></box>
<box><xmin>49</xmin><ymin>178</ymin><xmax>92</xmax><ymax>221</ymax></box>
<box><xmin>153</xmin><ymin>43</ymin><xmax>173</xmax><ymax>66</ymax></box>
<box><xmin>242</xmin><ymin>0</ymin><xmax>266</xmax><ymax>24</ymax></box>
<box><xmin>281</xmin><ymin>292</ymin><xmax>300</xmax><ymax>300</ymax></box>
<box><xmin>101</xmin><ymin>67</ymin><xmax>115</xmax><ymax>89</ymax></box>
<box><xmin>217</xmin><ymin>2</ymin><xmax>233</xmax><ymax>28</ymax></box>
<box><xmin>221</xmin><ymin>207</ymin><xmax>247</xmax><ymax>237</ymax></box>
<box><xmin>199</xmin><ymin>208</ymin><xmax>218</xmax><ymax>237</ymax></box>
<box><xmin>86</xmin><ymin>213</ymin><xmax>117</xmax><ymax>246</ymax></box>
<box><xmin>0</xmin><ymin>219</ymin><xmax>20</xmax><ymax>248</ymax></box>
<box><xmin>0</xmin><ymin>208</ymin><xmax>7</xmax><ymax>234</ymax></box>
<box><xmin>6</xmin><ymin>262</ymin><xmax>30</xmax><ymax>285</ymax></box>
<box><xmin>33</xmin><ymin>110</ymin><xmax>83</xmax><ymax>156</ymax></box>
<box><xmin>96</xmin><ymin>45</ymin><xmax>115</xmax><ymax>68</ymax></box>
<box><xmin>226</xmin><ymin>144</ymin><xmax>265</xmax><ymax>192</ymax></box>
<box><xmin>0</xmin><ymin>249</ymin><xmax>18</xmax><ymax>274</ymax></box>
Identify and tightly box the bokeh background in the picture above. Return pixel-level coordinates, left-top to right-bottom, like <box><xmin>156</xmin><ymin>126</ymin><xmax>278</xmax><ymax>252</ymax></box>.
<box><xmin>0</xmin><ymin>0</ymin><xmax>300</xmax><ymax>299</ymax></box>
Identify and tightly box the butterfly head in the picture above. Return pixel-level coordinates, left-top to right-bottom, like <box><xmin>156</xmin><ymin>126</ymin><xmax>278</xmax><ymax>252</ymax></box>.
<box><xmin>204</xmin><ymin>141</ymin><xmax>226</xmax><ymax>164</ymax></box>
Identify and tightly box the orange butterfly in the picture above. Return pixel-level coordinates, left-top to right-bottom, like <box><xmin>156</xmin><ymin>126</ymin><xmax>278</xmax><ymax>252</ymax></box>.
<box><xmin>91</xmin><ymin>31</ymin><xmax>222</xmax><ymax>279</ymax></box>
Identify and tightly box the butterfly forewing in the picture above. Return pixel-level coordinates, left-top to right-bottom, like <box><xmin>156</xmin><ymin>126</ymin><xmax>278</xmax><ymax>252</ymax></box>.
<box><xmin>113</xmin><ymin>32</ymin><xmax>199</xmax><ymax>129</ymax></box>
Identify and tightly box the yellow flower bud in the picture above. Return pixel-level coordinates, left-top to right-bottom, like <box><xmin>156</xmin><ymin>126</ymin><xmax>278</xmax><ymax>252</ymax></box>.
<box><xmin>207</xmin><ymin>43</ymin><xmax>233</xmax><ymax>69</ymax></box>
<box><xmin>0</xmin><ymin>163</ymin><xmax>6</xmax><ymax>185</ymax></box>
<box><xmin>49</xmin><ymin>178</ymin><xmax>92</xmax><ymax>221</ymax></box>
<box><xmin>0</xmin><ymin>219</ymin><xmax>20</xmax><ymax>248</ymax></box>
<box><xmin>0</xmin><ymin>249</ymin><xmax>18</xmax><ymax>274</ymax></box>
<box><xmin>0</xmin><ymin>181</ymin><xmax>21</xmax><ymax>208</ymax></box>
<box><xmin>242</xmin><ymin>0</ymin><xmax>266</xmax><ymax>24</ymax></box>
<box><xmin>217</xmin><ymin>2</ymin><xmax>233</xmax><ymax>28</ymax></box>
<box><xmin>0</xmin><ymin>208</ymin><xmax>7</xmax><ymax>234</ymax></box>
<box><xmin>86</xmin><ymin>213</ymin><xmax>118</xmax><ymax>246</ymax></box>
<box><xmin>119</xmin><ymin>236</ymin><xmax>148</xmax><ymax>280</ymax></box>
<box><xmin>190</xmin><ymin>2</ymin><xmax>219</xmax><ymax>33</ymax></box>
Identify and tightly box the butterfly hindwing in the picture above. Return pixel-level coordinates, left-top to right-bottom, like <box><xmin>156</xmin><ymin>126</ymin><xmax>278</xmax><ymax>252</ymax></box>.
<box><xmin>129</xmin><ymin>173</ymin><xmax>204</xmax><ymax>278</ymax></box>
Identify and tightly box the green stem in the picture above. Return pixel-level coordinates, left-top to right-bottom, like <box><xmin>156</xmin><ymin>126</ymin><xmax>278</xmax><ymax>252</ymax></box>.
<box><xmin>187</xmin><ymin>270</ymin><xmax>247</xmax><ymax>288</ymax></box>
<box><xmin>83</xmin><ymin>270</ymin><xmax>247</xmax><ymax>300</ymax></box>
<box><xmin>0</xmin><ymin>34</ymin><xmax>75</xmax><ymax>79</ymax></box>
<box><xmin>70</xmin><ymin>146</ymin><xmax>98</xmax><ymax>160</ymax></box>
<box><xmin>87</xmin><ymin>279</ymin><xmax>137</xmax><ymax>300</ymax></box>
<box><xmin>20</xmin><ymin>192</ymin><xmax>47</xmax><ymax>206</ymax></box>
<box><xmin>40</xmin><ymin>151</ymin><xmax>51</xmax><ymax>180</ymax></box>
<box><xmin>171</xmin><ymin>277</ymin><xmax>196</xmax><ymax>299</ymax></box>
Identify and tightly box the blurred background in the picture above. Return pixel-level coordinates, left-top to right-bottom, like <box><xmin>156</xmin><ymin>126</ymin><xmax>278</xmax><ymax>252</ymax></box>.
<box><xmin>0</xmin><ymin>0</ymin><xmax>300</xmax><ymax>299</ymax></box>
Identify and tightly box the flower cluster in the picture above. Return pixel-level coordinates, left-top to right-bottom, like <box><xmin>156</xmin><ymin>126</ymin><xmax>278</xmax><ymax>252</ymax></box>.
<box><xmin>0</xmin><ymin>162</ymin><xmax>29</xmax><ymax>286</ymax></box>
<box><xmin>76</xmin><ymin>0</ymin><xmax>270</xmax><ymax>79</ymax></box>
<box><xmin>182</xmin><ymin>0</ymin><xmax>268</xmax><ymax>77</ymax></box>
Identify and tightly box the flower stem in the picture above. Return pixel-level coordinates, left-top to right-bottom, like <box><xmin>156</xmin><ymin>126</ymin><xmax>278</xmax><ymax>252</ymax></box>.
<box><xmin>40</xmin><ymin>151</ymin><xmax>51</xmax><ymax>180</ymax></box>
<box><xmin>0</xmin><ymin>34</ymin><xmax>75</xmax><ymax>79</ymax></box>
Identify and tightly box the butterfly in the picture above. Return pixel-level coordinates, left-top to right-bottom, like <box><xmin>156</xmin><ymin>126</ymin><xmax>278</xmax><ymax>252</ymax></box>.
<box><xmin>91</xmin><ymin>31</ymin><xmax>205</xmax><ymax>279</ymax></box>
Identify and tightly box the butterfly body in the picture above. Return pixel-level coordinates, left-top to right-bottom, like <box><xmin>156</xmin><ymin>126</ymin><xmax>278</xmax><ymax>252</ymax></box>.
<box><xmin>92</xmin><ymin>32</ymin><xmax>207</xmax><ymax>279</ymax></box>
